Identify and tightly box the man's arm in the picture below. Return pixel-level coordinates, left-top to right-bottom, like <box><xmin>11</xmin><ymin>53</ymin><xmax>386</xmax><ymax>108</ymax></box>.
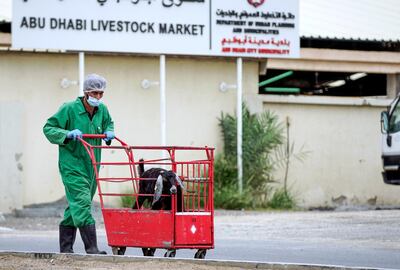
<box><xmin>102</xmin><ymin>105</ymin><xmax>114</xmax><ymax>133</ymax></box>
<box><xmin>43</xmin><ymin>104</ymin><xmax>70</xmax><ymax>145</ymax></box>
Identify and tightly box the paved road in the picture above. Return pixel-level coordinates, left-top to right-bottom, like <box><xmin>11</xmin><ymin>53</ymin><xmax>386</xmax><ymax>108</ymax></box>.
<box><xmin>1</xmin><ymin>210</ymin><xmax>400</xmax><ymax>269</ymax></box>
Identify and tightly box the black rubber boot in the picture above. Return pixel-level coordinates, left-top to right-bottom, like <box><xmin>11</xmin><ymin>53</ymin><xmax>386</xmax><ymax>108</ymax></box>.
<box><xmin>59</xmin><ymin>225</ymin><xmax>77</xmax><ymax>253</ymax></box>
<box><xmin>79</xmin><ymin>224</ymin><xmax>107</xmax><ymax>255</ymax></box>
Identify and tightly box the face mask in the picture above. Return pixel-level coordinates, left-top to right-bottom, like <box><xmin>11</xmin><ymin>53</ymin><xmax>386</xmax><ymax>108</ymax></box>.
<box><xmin>87</xmin><ymin>96</ymin><xmax>101</xmax><ymax>107</ymax></box>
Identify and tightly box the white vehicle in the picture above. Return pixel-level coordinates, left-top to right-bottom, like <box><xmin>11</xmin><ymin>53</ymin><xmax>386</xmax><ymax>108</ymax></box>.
<box><xmin>381</xmin><ymin>96</ymin><xmax>400</xmax><ymax>185</ymax></box>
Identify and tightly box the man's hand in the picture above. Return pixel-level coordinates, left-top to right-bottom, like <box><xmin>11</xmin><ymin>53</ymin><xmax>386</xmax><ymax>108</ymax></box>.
<box><xmin>103</xmin><ymin>131</ymin><xmax>115</xmax><ymax>142</ymax></box>
<box><xmin>66</xmin><ymin>129</ymin><xmax>83</xmax><ymax>140</ymax></box>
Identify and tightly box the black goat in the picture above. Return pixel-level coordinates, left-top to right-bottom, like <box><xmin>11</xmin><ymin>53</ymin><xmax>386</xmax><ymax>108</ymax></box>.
<box><xmin>133</xmin><ymin>159</ymin><xmax>185</xmax><ymax>211</ymax></box>
<box><xmin>132</xmin><ymin>159</ymin><xmax>185</xmax><ymax>256</ymax></box>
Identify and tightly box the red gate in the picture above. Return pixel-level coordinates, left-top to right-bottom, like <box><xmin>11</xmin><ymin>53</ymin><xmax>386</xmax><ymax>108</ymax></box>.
<box><xmin>79</xmin><ymin>134</ymin><xmax>214</xmax><ymax>258</ymax></box>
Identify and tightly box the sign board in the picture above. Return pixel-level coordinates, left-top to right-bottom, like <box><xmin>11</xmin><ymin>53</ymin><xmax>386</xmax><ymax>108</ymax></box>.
<box><xmin>12</xmin><ymin>0</ymin><xmax>299</xmax><ymax>58</ymax></box>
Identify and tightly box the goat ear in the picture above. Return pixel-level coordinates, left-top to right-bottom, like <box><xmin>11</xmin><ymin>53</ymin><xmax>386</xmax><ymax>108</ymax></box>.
<box><xmin>175</xmin><ymin>174</ymin><xmax>185</xmax><ymax>190</ymax></box>
<box><xmin>153</xmin><ymin>174</ymin><xmax>163</xmax><ymax>205</ymax></box>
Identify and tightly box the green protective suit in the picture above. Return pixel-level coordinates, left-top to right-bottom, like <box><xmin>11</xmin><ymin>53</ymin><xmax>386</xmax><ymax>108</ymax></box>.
<box><xmin>43</xmin><ymin>97</ymin><xmax>114</xmax><ymax>228</ymax></box>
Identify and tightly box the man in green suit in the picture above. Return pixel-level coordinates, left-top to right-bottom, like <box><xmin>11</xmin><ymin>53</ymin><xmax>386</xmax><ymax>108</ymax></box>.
<box><xmin>43</xmin><ymin>74</ymin><xmax>114</xmax><ymax>254</ymax></box>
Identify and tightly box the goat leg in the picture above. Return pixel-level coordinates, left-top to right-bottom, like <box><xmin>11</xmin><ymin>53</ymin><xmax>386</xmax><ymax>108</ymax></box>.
<box><xmin>132</xmin><ymin>196</ymin><xmax>146</xmax><ymax>210</ymax></box>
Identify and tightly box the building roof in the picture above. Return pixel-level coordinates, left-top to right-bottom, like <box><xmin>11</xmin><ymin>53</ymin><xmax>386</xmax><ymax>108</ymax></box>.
<box><xmin>301</xmin><ymin>0</ymin><xmax>400</xmax><ymax>42</ymax></box>
<box><xmin>1</xmin><ymin>0</ymin><xmax>400</xmax><ymax>42</ymax></box>
<box><xmin>0</xmin><ymin>0</ymin><xmax>10</xmax><ymax>22</ymax></box>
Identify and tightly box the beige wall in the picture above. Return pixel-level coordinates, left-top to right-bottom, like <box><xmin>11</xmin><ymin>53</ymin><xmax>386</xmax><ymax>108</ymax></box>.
<box><xmin>1</xmin><ymin>50</ymin><xmax>399</xmax><ymax>212</ymax></box>
<box><xmin>262</xmin><ymin>98</ymin><xmax>400</xmax><ymax>208</ymax></box>
<box><xmin>0</xmin><ymin>51</ymin><xmax>258</xmax><ymax>212</ymax></box>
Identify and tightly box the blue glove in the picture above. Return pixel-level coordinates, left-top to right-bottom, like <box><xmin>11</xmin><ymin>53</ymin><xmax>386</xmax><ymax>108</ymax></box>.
<box><xmin>66</xmin><ymin>129</ymin><xmax>82</xmax><ymax>140</ymax></box>
<box><xmin>103</xmin><ymin>131</ymin><xmax>115</xmax><ymax>142</ymax></box>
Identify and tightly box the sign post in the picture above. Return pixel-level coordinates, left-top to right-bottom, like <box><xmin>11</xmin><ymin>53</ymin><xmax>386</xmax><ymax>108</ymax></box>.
<box><xmin>160</xmin><ymin>55</ymin><xmax>167</xmax><ymax>147</ymax></box>
<box><xmin>237</xmin><ymin>57</ymin><xmax>243</xmax><ymax>193</ymax></box>
<box><xmin>79</xmin><ymin>52</ymin><xmax>84</xmax><ymax>96</ymax></box>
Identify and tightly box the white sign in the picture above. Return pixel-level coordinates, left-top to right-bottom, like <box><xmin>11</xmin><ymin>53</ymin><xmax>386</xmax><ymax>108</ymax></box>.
<box><xmin>12</xmin><ymin>0</ymin><xmax>299</xmax><ymax>58</ymax></box>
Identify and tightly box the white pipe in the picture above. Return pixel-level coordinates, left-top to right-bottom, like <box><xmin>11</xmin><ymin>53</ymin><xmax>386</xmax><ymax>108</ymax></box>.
<box><xmin>79</xmin><ymin>52</ymin><xmax>85</xmax><ymax>96</ymax></box>
<box><xmin>160</xmin><ymin>55</ymin><xmax>167</xmax><ymax>147</ymax></box>
<box><xmin>237</xmin><ymin>57</ymin><xmax>243</xmax><ymax>193</ymax></box>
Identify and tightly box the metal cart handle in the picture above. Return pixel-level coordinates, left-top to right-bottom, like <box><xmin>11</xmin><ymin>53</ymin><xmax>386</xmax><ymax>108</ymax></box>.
<box><xmin>82</xmin><ymin>134</ymin><xmax>106</xmax><ymax>139</ymax></box>
<box><xmin>81</xmin><ymin>134</ymin><xmax>128</xmax><ymax>146</ymax></box>
<box><xmin>82</xmin><ymin>134</ymin><xmax>111</xmax><ymax>145</ymax></box>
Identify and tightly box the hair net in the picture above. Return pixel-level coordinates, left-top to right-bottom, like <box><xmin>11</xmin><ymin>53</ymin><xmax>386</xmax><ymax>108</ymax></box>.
<box><xmin>83</xmin><ymin>74</ymin><xmax>107</xmax><ymax>92</ymax></box>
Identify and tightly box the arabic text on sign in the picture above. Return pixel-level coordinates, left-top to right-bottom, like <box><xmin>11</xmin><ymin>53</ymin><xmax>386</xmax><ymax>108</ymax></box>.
<box><xmin>216</xmin><ymin>9</ymin><xmax>295</xmax><ymax>21</ymax></box>
<box><xmin>221</xmin><ymin>36</ymin><xmax>290</xmax><ymax>47</ymax></box>
<box><xmin>96</xmin><ymin>0</ymin><xmax>205</xmax><ymax>7</ymax></box>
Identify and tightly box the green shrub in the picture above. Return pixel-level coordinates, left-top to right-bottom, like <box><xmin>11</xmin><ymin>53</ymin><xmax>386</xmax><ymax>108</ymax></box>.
<box><xmin>214</xmin><ymin>185</ymin><xmax>254</xmax><ymax>210</ymax></box>
<box><xmin>214</xmin><ymin>104</ymin><xmax>284</xmax><ymax>209</ymax></box>
<box><xmin>120</xmin><ymin>195</ymin><xmax>134</xmax><ymax>208</ymax></box>
<box><xmin>120</xmin><ymin>195</ymin><xmax>155</xmax><ymax>208</ymax></box>
<box><xmin>268</xmin><ymin>188</ymin><xmax>296</xmax><ymax>209</ymax></box>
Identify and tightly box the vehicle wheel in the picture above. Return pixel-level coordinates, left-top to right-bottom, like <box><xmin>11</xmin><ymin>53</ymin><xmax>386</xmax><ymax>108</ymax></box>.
<box><xmin>164</xmin><ymin>249</ymin><xmax>176</xmax><ymax>257</ymax></box>
<box><xmin>194</xmin><ymin>249</ymin><xmax>206</xmax><ymax>259</ymax></box>
<box><xmin>112</xmin><ymin>246</ymin><xmax>126</xmax><ymax>255</ymax></box>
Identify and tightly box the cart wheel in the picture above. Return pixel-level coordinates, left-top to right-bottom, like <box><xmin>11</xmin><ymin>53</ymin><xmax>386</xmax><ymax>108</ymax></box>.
<box><xmin>112</xmin><ymin>246</ymin><xmax>126</xmax><ymax>255</ymax></box>
<box><xmin>194</xmin><ymin>249</ymin><xmax>207</xmax><ymax>259</ymax></box>
<box><xmin>164</xmin><ymin>249</ymin><xmax>176</xmax><ymax>257</ymax></box>
<box><xmin>142</xmin><ymin>248</ymin><xmax>156</xmax><ymax>256</ymax></box>
<box><xmin>148</xmin><ymin>248</ymin><xmax>156</xmax><ymax>256</ymax></box>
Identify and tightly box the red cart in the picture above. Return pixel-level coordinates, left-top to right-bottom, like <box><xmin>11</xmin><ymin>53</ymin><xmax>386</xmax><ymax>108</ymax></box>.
<box><xmin>79</xmin><ymin>134</ymin><xmax>215</xmax><ymax>259</ymax></box>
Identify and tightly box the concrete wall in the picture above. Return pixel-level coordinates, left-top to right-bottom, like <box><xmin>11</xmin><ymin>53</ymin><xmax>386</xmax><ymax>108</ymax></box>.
<box><xmin>0</xmin><ymin>51</ymin><xmax>258</xmax><ymax>212</ymax></box>
<box><xmin>0</xmin><ymin>102</ymin><xmax>24</xmax><ymax>212</ymax></box>
<box><xmin>261</xmin><ymin>96</ymin><xmax>400</xmax><ymax>208</ymax></box>
<box><xmin>1</xmin><ymin>50</ymin><xmax>399</xmax><ymax>212</ymax></box>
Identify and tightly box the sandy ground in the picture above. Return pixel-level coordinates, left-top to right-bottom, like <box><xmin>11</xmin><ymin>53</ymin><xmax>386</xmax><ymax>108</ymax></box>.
<box><xmin>0</xmin><ymin>254</ymin><xmax>252</xmax><ymax>270</ymax></box>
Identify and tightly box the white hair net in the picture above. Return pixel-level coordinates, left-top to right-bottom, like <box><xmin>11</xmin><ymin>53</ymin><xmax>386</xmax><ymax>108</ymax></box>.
<box><xmin>83</xmin><ymin>74</ymin><xmax>107</xmax><ymax>92</ymax></box>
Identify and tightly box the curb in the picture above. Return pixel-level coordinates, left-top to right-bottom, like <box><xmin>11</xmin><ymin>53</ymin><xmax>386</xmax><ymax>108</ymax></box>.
<box><xmin>0</xmin><ymin>251</ymin><xmax>393</xmax><ymax>270</ymax></box>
